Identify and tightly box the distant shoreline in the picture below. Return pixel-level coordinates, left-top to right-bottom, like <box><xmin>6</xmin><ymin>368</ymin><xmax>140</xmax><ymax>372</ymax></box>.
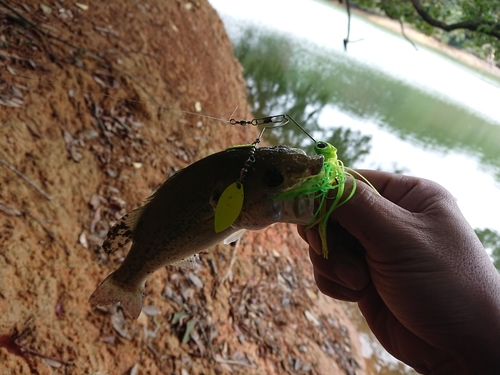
<box><xmin>348</xmin><ymin>6</ymin><xmax>500</xmax><ymax>80</ymax></box>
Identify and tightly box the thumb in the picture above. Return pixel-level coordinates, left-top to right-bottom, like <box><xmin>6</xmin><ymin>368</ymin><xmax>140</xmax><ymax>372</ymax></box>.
<box><xmin>328</xmin><ymin>170</ymin><xmax>446</xmax><ymax>253</ymax></box>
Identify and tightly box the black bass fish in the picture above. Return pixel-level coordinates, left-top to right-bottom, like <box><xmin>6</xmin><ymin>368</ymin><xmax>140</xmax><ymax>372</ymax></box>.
<box><xmin>89</xmin><ymin>145</ymin><xmax>323</xmax><ymax>319</ymax></box>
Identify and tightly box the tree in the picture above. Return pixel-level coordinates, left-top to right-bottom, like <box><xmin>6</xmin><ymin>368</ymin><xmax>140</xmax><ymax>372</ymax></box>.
<box><xmin>339</xmin><ymin>0</ymin><xmax>500</xmax><ymax>66</ymax></box>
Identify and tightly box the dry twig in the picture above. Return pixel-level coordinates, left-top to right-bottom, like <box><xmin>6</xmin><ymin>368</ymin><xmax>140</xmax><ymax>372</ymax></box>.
<box><xmin>21</xmin><ymin>345</ymin><xmax>73</xmax><ymax>366</ymax></box>
<box><xmin>219</xmin><ymin>237</ymin><xmax>241</xmax><ymax>284</ymax></box>
<box><xmin>24</xmin><ymin>210</ymin><xmax>69</xmax><ymax>255</ymax></box>
<box><xmin>0</xmin><ymin>157</ymin><xmax>52</xmax><ymax>200</ymax></box>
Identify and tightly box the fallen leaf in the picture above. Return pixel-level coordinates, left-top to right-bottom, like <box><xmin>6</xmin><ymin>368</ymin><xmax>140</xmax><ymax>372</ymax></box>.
<box><xmin>89</xmin><ymin>195</ymin><xmax>102</xmax><ymax>210</ymax></box>
<box><xmin>187</xmin><ymin>273</ymin><xmax>204</xmax><ymax>289</ymax></box>
<box><xmin>9</xmin><ymin>97</ymin><xmax>24</xmax><ymax>106</ymax></box>
<box><xmin>93</xmin><ymin>75</ymin><xmax>106</xmax><ymax>87</ymax></box>
<box><xmin>0</xmin><ymin>204</ymin><xmax>22</xmax><ymax>216</ymax></box>
<box><xmin>79</xmin><ymin>231</ymin><xmax>88</xmax><ymax>249</ymax></box>
<box><xmin>302</xmin><ymin>363</ymin><xmax>313</xmax><ymax>371</ymax></box>
<box><xmin>99</xmin><ymin>335</ymin><xmax>116</xmax><ymax>345</ymax></box>
<box><xmin>70</xmin><ymin>148</ymin><xmax>82</xmax><ymax>162</ymax></box>
<box><xmin>306</xmin><ymin>289</ymin><xmax>318</xmax><ymax>299</ymax></box>
<box><xmin>321</xmin><ymin>340</ymin><xmax>334</xmax><ymax>356</ymax></box>
<box><xmin>63</xmin><ymin>130</ymin><xmax>83</xmax><ymax>162</ymax></box>
<box><xmin>75</xmin><ymin>3</ymin><xmax>89</xmax><ymax>11</ymax></box>
<box><xmin>111</xmin><ymin>310</ymin><xmax>131</xmax><ymax>339</ymax></box>
<box><xmin>142</xmin><ymin>305</ymin><xmax>160</xmax><ymax>316</ymax></box>
<box><xmin>0</xmin><ymin>99</ymin><xmax>23</xmax><ymax>108</ymax></box>
<box><xmin>171</xmin><ymin>310</ymin><xmax>188</xmax><ymax>325</ymax></box>
<box><xmin>214</xmin><ymin>355</ymin><xmax>234</xmax><ymax>373</ymax></box>
<box><xmin>89</xmin><ymin>207</ymin><xmax>101</xmax><ymax>234</ymax></box>
<box><xmin>11</xmin><ymin>86</ymin><xmax>23</xmax><ymax>99</ymax></box>
<box><xmin>44</xmin><ymin>358</ymin><xmax>62</xmax><ymax>368</ymax></box>
<box><xmin>190</xmin><ymin>330</ymin><xmax>205</xmax><ymax>355</ymax></box>
<box><xmin>181</xmin><ymin>288</ymin><xmax>195</xmax><ymax>301</ymax></box>
<box><xmin>304</xmin><ymin>310</ymin><xmax>321</xmax><ymax>327</ymax></box>
<box><xmin>56</xmin><ymin>302</ymin><xmax>64</xmax><ymax>317</ymax></box>
<box><xmin>105</xmin><ymin>168</ymin><xmax>118</xmax><ymax>178</ymax></box>
<box><xmin>129</xmin><ymin>363</ymin><xmax>138</xmax><ymax>375</ymax></box>
<box><xmin>181</xmin><ymin>319</ymin><xmax>197</xmax><ymax>344</ymax></box>
<box><xmin>294</xmin><ymin>357</ymin><xmax>302</xmax><ymax>371</ymax></box>
<box><xmin>40</xmin><ymin>4</ymin><xmax>52</xmax><ymax>14</ymax></box>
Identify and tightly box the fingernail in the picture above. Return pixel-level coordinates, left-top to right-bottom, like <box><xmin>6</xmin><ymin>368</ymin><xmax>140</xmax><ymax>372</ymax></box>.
<box><xmin>305</xmin><ymin>230</ymin><xmax>323</xmax><ymax>256</ymax></box>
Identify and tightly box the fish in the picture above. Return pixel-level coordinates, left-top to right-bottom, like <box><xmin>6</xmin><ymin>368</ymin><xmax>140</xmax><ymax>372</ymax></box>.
<box><xmin>89</xmin><ymin>145</ymin><xmax>324</xmax><ymax>318</ymax></box>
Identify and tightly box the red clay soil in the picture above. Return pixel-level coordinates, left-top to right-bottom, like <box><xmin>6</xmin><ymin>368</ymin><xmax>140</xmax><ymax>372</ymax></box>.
<box><xmin>0</xmin><ymin>1</ymin><xmax>367</xmax><ymax>374</ymax></box>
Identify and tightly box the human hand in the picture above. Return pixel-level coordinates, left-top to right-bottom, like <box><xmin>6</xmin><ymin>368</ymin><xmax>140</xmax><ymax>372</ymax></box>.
<box><xmin>298</xmin><ymin>170</ymin><xmax>500</xmax><ymax>374</ymax></box>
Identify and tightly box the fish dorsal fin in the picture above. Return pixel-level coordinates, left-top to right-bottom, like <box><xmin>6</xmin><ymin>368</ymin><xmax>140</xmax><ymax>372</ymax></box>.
<box><xmin>123</xmin><ymin>204</ymin><xmax>146</xmax><ymax>230</ymax></box>
<box><xmin>170</xmin><ymin>254</ymin><xmax>200</xmax><ymax>269</ymax></box>
<box><xmin>101</xmin><ymin>173</ymin><xmax>179</xmax><ymax>254</ymax></box>
<box><xmin>223</xmin><ymin>229</ymin><xmax>246</xmax><ymax>244</ymax></box>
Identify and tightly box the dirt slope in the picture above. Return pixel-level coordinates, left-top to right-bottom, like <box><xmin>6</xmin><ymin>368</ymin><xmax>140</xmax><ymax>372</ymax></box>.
<box><xmin>0</xmin><ymin>1</ymin><xmax>366</xmax><ymax>374</ymax></box>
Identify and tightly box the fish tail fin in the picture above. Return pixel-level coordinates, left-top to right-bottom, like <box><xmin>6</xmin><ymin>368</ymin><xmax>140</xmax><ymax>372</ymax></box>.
<box><xmin>89</xmin><ymin>273</ymin><xmax>144</xmax><ymax>319</ymax></box>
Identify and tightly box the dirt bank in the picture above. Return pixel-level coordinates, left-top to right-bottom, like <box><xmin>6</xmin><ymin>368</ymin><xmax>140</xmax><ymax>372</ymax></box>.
<box><xmin>0</xmin><ymin>1</ymin><xmax>367</xmax><ymax>374</ymax></box>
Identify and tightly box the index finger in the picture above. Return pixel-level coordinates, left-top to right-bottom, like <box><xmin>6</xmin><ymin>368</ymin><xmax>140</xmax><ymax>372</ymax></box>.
<box><xmin>350</xmin><ymin>170</ymin><xmax>452</xmax><ymax>213</ymax></box>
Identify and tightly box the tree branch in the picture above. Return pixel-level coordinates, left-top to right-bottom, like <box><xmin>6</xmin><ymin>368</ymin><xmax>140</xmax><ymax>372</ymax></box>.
<box><xmin>409</xmin><ymin>0</ymin><xmax>500</xmax><ymax>40</ymax></box>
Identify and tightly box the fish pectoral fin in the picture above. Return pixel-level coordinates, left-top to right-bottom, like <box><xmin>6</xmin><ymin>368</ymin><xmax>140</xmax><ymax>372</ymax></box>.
<box><xmin>223</xmin><ymin>229</ymin><xmax>246</xmax><ymax>244</ymax></box>
<box><xmin>170</xmin><ymin>254</ymin><xmax>200</xmax><ymax>269</ymax></box>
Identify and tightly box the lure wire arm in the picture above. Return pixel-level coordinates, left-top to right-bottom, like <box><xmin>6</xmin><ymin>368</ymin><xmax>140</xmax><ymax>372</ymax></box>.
<box><xmin>230</xmin><ymin>113</ymin><xmax>317</xmax><ymax>186</ymax></box>
<box><xmin>229</xmin><ymin>114</ymin><xmax>288</xmax><ymax>128</ymax></box>
<box><xmin>230</xmin><ymin>114</ymin><xmax>316</xmax><ymax>143</ymax></box>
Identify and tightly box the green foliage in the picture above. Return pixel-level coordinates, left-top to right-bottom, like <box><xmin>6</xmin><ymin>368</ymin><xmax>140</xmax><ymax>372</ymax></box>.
<box><xmin>348</xmin><ymin>0</ymin><xmax>500</xmax><ymax>65</ymax></box>
<box><xmin>475</xmin><ymin>228</ymin><xmax>500</xmax><ymax>270</ymax></box>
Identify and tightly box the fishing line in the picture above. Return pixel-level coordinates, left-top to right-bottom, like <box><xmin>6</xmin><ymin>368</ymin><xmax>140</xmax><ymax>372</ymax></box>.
<box><xmin>12</xmin><ymin>75</ymin><xmax>316</xmax><ymax>144</ymax></box>
<box><xmin>11</xmin><ymin>74</ymin><xmax>231</xmax><ymax>123</ymax></box>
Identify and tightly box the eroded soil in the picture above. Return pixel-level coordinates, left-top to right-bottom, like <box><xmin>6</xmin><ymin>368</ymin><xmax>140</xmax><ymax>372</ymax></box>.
<box><xmin>0</xmin><ymin>1</ymin><xmax>366</xmax><ymax>374</ymax></box>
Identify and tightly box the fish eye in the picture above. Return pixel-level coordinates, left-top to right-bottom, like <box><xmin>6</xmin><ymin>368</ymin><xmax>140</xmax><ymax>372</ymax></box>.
<box><xmin>264</xmin><ymin>168</ymin><xmax>284</xmax><ymax>187</ymax></box>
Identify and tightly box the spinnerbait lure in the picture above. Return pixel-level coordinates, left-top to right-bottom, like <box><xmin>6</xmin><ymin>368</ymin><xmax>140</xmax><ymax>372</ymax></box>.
<box><xmin>224</xmin><ymin>114</ymin><xmax>377</xmax><ymax>258</ymax></box>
